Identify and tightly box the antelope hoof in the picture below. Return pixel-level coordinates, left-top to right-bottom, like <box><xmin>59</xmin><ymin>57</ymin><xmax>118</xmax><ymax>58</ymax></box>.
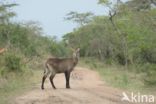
<box><xmin>66</xmin><ymin>86</ymin><xmax>70</xmax><ymax>89</ymax></box>
<box><xmin>41</xmin><ymin>86</ymin><xmax>44</xmax><ymax>90</ymax></box>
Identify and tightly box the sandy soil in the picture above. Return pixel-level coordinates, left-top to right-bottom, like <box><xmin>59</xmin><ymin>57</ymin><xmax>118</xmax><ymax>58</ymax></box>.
<box><xmin>13</xmin><ymin>67</ymin><xmax>132</xmax><ymax>104</ymax></box>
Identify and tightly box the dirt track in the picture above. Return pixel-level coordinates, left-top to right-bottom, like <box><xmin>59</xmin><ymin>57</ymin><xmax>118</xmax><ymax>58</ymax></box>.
<box><xmin>14</xmin><ymin>67</ymin><xmax>131</xmax><ymax>104</ymax></box>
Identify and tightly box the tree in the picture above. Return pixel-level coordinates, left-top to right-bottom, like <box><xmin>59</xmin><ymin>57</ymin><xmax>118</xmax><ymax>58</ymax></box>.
<box><xmin>126</xmin><ymin>0</ymin><xmax>156</xmax><ymax>11</ymax></box>
<box><xmin>65</xmin><ymin>11</ymin><xmax>94</xmax><ymax>26</ymax></box>
<box><xmin>0</xmin><ymin>2</ymin><xmax>18</xmax><ymax>48</ymax></box>
<box><xmin>0</xmin><ymin>2</ymin><xmax>17</xmax><ymax>24</ymax></box>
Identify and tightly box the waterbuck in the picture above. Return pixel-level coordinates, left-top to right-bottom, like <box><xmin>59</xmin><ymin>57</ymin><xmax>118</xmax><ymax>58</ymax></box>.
<box><xmin>41</xmin><ymin>48</ymin><xmax>80</xmax><ymax>90</ymax></box>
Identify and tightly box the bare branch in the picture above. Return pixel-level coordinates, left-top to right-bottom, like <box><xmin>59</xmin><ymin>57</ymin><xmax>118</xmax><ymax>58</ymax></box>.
<box><xmin>109</xmin><ymin>10</ymin><xmax>116</xmax><ymax>21</ymax></box>
<box><xmin>109</xmin><ymin>10</ymin><xmax>117</xmax><ymax>29</ymax></box>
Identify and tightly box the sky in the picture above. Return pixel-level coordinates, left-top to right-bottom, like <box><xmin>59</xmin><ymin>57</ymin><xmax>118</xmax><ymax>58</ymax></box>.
<box><xmin>12</xmin><ymin>0</ymin><xmax>108</xmax><ymax>39</ymax></box>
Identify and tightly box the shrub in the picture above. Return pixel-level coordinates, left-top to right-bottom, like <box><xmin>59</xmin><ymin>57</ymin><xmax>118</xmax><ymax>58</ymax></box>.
<box><xmin>5</xmin><ymin>54</ymin><xmax>22</xmax><ymax>72</ymax></box>
<box><xmin>142</xmin><ymin>64</ymin><xmax>156</xmax><ymax>85</ymax></box>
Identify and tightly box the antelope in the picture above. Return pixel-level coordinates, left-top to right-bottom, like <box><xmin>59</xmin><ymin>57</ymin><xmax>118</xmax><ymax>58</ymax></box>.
<box><xmin>0</xmin><ymin>48</ymin><xmax>6</xmax><ymax>54</ymax></box>
<box><xmin>41</xmin><ymin>48</ymin><xmax>80</xmax><ymax>90</ymax></box>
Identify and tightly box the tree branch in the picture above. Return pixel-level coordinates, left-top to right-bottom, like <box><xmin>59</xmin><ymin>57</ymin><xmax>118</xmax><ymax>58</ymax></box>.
<box><xmin>109</xmin><ymin>10</ymin><xmax>117</xmax><ymax>29</ymax></box>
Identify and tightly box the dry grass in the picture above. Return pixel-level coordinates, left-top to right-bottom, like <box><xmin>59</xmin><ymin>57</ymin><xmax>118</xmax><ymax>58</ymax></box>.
<box><xmin>79</xmin><ymin>58</ymin><xmax>156</xmax><ymax>94</ymax></box>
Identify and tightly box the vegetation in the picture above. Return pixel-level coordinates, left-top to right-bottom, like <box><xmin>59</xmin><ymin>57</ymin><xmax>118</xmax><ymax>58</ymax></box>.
<box><xmin>63</xmin><ymin>0</ymin><xmax>156</xmax><ymax>87</ymax></box>
<box><xmin>79</xmin><ymin>58</ymin><xmax>155</xmax><ymax>93</ymax></box>
<box><xmin>0</xmin><ymin>1</ymin><xmax>68</xmax><ymax>103</ymax></box>
<box><xmin>0</xmin><ymin>0</ymin><xmax>156</xmax><ymax>103</ymax></box>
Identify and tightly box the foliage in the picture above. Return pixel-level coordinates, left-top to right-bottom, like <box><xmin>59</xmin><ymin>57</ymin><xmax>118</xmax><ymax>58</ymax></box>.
<box><xmin>0</xmin><ymin>0</ymin><xmax>156</xmax><ymax>93</ymax></box>
<box><xmin>142</xmin><ymin>64</ymin><xmax>156</xmax><ymax>85</ymax></box>
<box><xmin>64</xmin><ymin>1</ymin><xmax>156</xmax><ymax>64</ymax></box>
<box><xmin>63</xmin><ymin>0</ymin><xmax>156</xmax><ymax>86</ymax></box>
<box><xmin>0</xmin><ymin>1</ymin><xmax>69</xmax><ymax>77</ymax></box>
<box><xmin>48</xmin><ymin>38</ymin><xmax>69</xmax><ymax>57</ymax></box>
<box><xmin>0</xmin><ymin>2</ymin><xmax>17</xmax><ymax>24</ymax></box>
<box><xmin>65</xmin><ymin>11</ymin><xmax>94</xmax><ymax>26</ymax></box>
<box><xmin>98</xmin><ymin>0</ymin><xmax>109</xmax><ymax>5</ymax></box>
<box><xmin>4</xmin><ymin>53</ymin><xmax>21</xmax><ymax>71</ymax></box>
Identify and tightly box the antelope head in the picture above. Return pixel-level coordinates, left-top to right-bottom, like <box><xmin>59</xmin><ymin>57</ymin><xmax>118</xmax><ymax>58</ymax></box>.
<box><xmin>72</xmin><ymin>48</ymin><xmax>80</xmax><ymax>59</ymax></box>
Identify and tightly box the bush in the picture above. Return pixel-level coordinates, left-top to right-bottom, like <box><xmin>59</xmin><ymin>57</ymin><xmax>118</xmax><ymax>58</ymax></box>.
<box><xmin>5</xmin><ymin>54</ymin><xmax>22</xmax><ymax>72</ymax></box>
<box><xmin>49</xmin><ymin>41</ymin><xmax>69</xmax><ymax>57</ymax></box>
<box><xmin>23</xmin><ymin>44</ymin><xmax>37</xmax><ymax>57</ymax></box>
<box><xmin>142</xmin><ymin>64</ymin><xmax>156</xmax><ymax>85</ymax></box>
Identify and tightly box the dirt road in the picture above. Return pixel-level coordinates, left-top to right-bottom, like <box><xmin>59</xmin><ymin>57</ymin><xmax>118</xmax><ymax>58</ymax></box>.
<box><xmin>14</xmin><ymin>67</ymin><xmax>130</xmax><ymax>104</ymax></box>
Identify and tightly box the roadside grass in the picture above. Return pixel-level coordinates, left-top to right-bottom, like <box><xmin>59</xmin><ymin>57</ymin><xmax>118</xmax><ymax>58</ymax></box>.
<box><xmin>0</xmin><ymin>64</ymin><xmax>43</xmax><ymax>104</ymax></box>
<box><xmin>79</xmin><ymin>58</ymin><xmax>156</xmax><ymax>94</ymax></box>
<box><xmin>0</xmin><ymin>54</ymin><xmax>51</xmax><ymax>104</ymax></box>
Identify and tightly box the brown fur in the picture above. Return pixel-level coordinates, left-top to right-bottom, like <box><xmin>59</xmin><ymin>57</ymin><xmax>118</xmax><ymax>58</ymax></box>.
<box><xmin>0</xmin><ymin>48</ymin><xmax>5</xmax><ymax>54</ymax></box>
<box><xmin>41</xmin><ymin>48</ymin><xmax>80</xmax><ymax>89</ymax></box>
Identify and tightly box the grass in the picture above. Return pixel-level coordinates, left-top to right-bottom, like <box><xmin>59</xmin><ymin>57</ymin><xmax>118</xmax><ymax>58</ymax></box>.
<box><xmin>0</xmin><ymin>67</ymin><xmax>42</xmax><ymax>104</ymax></box>
<box><xmin>0</xmin><ymin>55</ymin><xmax>47</xmax><ymax>104</ymax></box>
<box><xmin>79</xmin><ymin>58</ymin><xmax>156</xmax><ymax>94</ymax></box>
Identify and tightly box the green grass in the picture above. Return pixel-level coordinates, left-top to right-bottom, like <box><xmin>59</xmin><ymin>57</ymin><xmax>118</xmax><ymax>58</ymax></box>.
<box><xmin>97</xmin><ymin>67</ymin><xmax>143</xmax><ymax>91</ymax></box>
<box><xmin>79</xmin><ymin>58</ymin><xmax>156</xmax><ymax>94</ymax></box>
<box><xmin>0</xmin><ymin>55</ymin><xmax>46</xmax><ymax>104</ymax></box>
<box><xmin>0</xmin><ymin>69</ymin><xmax>42</xmax><ymax>104</ymax></box>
